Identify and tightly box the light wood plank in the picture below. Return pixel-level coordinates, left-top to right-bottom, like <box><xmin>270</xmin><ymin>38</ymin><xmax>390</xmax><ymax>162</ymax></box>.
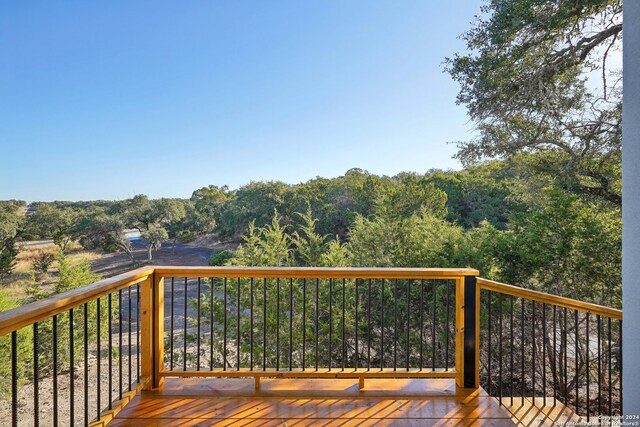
<box><xmin>88</xmin><ymin>376</ymin><xmax>150</xmax><ymax>427</ymax></box>
<box><xmin>158</xmin><ymin>367</ymin><xmax>457</xmax><ymax>379</ymax></box>
<box><xmin>153</xmin><ymin>274</ymin><xmax>165</xmax><ymax>389</ymax></box>
<box><xmin>113</xmin><ymin>378</ymin><xmax>514</xmax><ymax>424</ymax></box>
<box><xmin>139</xmin><ymin>276</ymin><xmax>153</xmax><ymax>390</ymax></box>
<box><xmin>154</xmin><ymin>266</ymin><xmax>479</xmax><ymax>279</ymax></box>
<box><xmin>477</xmin><ymin>278</ymin><xmax>622</xmax><ymax>319</ymax></box>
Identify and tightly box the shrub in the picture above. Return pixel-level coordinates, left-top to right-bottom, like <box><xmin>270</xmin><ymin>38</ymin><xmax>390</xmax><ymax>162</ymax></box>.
<box><xmin>32</xmin><ymin>251</ymin><xmax>56</xmax><ymax>275</ymax></box>
<box><xmin>209</xmin><ymin>249</ymin><xmax>233</xmax><ymax>266</ymax></box>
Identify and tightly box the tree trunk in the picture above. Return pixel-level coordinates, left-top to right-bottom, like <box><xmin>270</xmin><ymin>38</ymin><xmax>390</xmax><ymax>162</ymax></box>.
<box><xmin>147</xmin><ymin>245</ymin><xmax>152</xmax><ymax>261</ymax></box>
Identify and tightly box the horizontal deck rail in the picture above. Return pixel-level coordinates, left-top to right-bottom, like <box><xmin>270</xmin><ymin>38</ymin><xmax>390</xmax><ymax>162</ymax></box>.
<box><xmin>0</xmin><ymin>266</ymin><xmax>622</xmax><ymax>426</ymax></box>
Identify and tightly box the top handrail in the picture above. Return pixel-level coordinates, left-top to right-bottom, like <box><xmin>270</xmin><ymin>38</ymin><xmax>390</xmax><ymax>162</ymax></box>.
<box><xmin>153</xmin><ymin>266</ymin><xmax>480</xmax><ymax>279</ymax></box>
<box><xmin>477</xmin><ymin>277</ymin><xmax>622</xmax><ymax>320</ymax></box>
<box><xmin>0</xmin><ymin>266</ymin><xmax>154</xmax><ymax>337</ymax></box>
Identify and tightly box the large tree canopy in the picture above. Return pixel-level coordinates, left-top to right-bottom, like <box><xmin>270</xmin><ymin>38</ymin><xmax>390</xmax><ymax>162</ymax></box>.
<box><xmin>445</xmin><ymin>0</ymin><xmax>622</xmax><ymax>204</ymax></box>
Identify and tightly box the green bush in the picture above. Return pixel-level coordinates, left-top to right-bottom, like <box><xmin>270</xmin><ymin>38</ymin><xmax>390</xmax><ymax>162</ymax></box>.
<box><xmin>209</xmin><ymin>249</ymin><xmax>233</xmax><ymax>266</ymax></box>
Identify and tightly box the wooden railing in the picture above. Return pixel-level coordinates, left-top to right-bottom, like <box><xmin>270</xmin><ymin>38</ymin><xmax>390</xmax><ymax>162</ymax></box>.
<box><xmin>477</xmin><ymin>278</ymin><xmax>623</xmax><ymax>420</ymax></box>
<box><xmin>0</xmin><ymin>266</ymin><xmax>623</xmax><ymax>426</ymax></box>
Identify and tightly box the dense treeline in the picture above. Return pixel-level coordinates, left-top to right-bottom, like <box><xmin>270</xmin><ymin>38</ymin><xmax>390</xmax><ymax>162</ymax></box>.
<box><xmin>0</xmin><ymin>155</ymin><xmax>621</xmax><ymax>309</ymax></box>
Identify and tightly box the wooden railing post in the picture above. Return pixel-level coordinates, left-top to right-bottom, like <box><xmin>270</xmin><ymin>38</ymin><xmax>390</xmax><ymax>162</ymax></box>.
<box><xmin>152</xmin><ymin>273</ymin><xmax>165</xmax><ymax>389</ymax></box>
<box><xmin>139</xmin><ymin>275</ymin><xmax>153</xmax><ymax>390</ymax></box>
<box><xmin>456</xmin><ymin>275</ymin><xmax>479</xmax><ymax>388</ymax></box>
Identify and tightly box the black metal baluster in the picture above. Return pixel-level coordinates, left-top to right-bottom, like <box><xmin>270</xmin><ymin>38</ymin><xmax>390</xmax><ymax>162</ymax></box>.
<box><xmin>250</xmin><ymin>278</ymin><xmax>254</xmax><ymax>371</ymax></box>
<box><xmin>34</xmin><ymin>322</ymin><xmax>39</xmax><ymax>427</ymax></box>
<box><xmin>341</xmin><ymin>278</ymin><xmax>345</xmax><ymax>371</ymax></box>
<box><xmin>96</xmin><ymin>300</ymin><xmax>101</xmax><ymax>419</ymax></box>
<box><xmin>608</xmin><ymin>316</ymin><xmax>612</xmax><ymax>416</ymax></box>
<box><xmin>445</xmin><ymin>281</ymin><xmax>450</xmax><ymax>370</ymax></box>
<box><xmin>11</xmin><ymin>331</ymin><xmax>17</xmax><ymax>427</ymax></box>
<box><xmin>263</xmin><ymin>278</ymin><xmax>267</xmax><ymax>371</ymax></box>
<box><xmin>290</xmin><ymin>278</ymin><xmax>294</xmax><ymax>371</ymax></box>
<box><xmin>355</xmin><ymin>279</ymin><xmax>359</xmax><ymax>370</ymax></box>
<box><xmin>432</xmin><ymin>280</ymin><xmax>436</xmax><ymax>371</ymax></box>
<box><xmin>277</xmin><ymin>278</ymin><xmax>280</xmax><ymax>371</ymax></box>
<box><xmin>532</xmin><ymin>301</ymin><xmax>536</xmax><ymax>402</ymax></box>
<box><xmin>223</xmin><ymin>278</ymin><xmax>227</xmax><ymax>370</ymax></box>
<box><xmin>84</xmin><ymin>303</ymin><xmax>89</xmax><ymax>426</ymax></box>
<box><xmin>575</xmin><ymin>310</ymin><xmax>579</xmax><ymax>412</ymax></box>
<box><xmin>564</xmin><ymin>307</ymin><xmax>568</xmax><ymax>406</ymax></box>
<box><xmin>619</xmin><ymin>320</ymin><xmax>623</xmax><ymax>414</ymax></box>
<box><xmin>302</xmin><ymin>278</ymin><xmax>306</xmax><ymax>371</ymax></box>
<box><xmin>137</xmin><ymin>286</ymin><xmax>140</xmax><ymax>382</ymax></box>
<box><xmin>210</xmin><ymin>278</ymin><xmax>214</xmax><ymax>371</ymax></box>
<box><xmin>328</xmin><ymin>278</ymin><xmax>332</xmax><ymax>371</ymax></box>
<box><xmin>183</xmin><ymin>278</ymin><xmax>188</xmax><ymax>371</ymax></box>
<box><xmin>197</xmin><ymin>278</ymin><xmax>201</xmax><ymax>371</ymax></box>
<box><xmin>542</xmin><ymin>303</ymin><xmax>546</xmax><ymax>407</ymax></box>
<box><xmin>368</xmin><ymin>279</ymin><xmax>372</xmax><ymax>371</ymax></box>
<box><xmin>315</xmin><ymin>278</ymin><xmax>319</xmax><ymax>371</ymax></box>
<box><xmin>521</xmin><ymin>298</ymin><xmax>525</xmax><ymax>406</ymax></box>
<box><xmin>553</xmin><ymin>305</ymin><xmax>557</xmax><ymax>407</ymax></box>
<box><xmin>499</xmin><ymin>293</ymin><xmax>503</xmax><ymax>405</ymax></box>
<box><xmin>108</xmin><ymin>294</ymin><xmax>112</xmax><ymax>410</ymax></box>
<box><xmin>53</xmin><ymin>314</ymin><xmax>59</xmax><ymax>427</ymax></box>
<box><xmin>488</xmin><ymin>293</ymin><xmax>492</xmax><ymax>396</ymax></box>
<box><xmin>597</xmin><ymin>315</ymin><xmax>602</xmax><ymax>415</ymax></box>
<box><xmin>406</xmin><ymin>280</ymin><xmax>410</xmax><ymax>371</ymax></box>
<box><xmin>381</xmin><ymin>279</ymin><xmax>385</xmax><ymax>370</ymax></box>
<box><xmin>420</xmin><ymin>280</ymin><xmax>424</xmax><ymax>371</ymax></box>
<box><xmin>586</xmin><ymin>314</ymin><xmax>590</xmax><ymax>421</ymax></box>
<box><xmin>118</xmin><ymin>290</ymin><xmax>122</xmax><ymax>400</ymax></box>
<box><xmin>170</xmin><ymin>278</ymin><xmax>174</xmax><ymax>370</ymax></box>
<box><xmin>510</xmin><ymin>296</ymin><xmax>514</xmax><ymax>406</ymax></box>
<box><xmin>128</xmin><ymin>287</ymin><xmax>132</xmax><ymax>391</ymax></box>
<box><xmin>237</xmin><ymin>278</ymin><xmax>241</xmax><ymax>369</ymax></box>
<box><xmin>71</xmin><ymin>307</ymin><xmax>75</xmax><ymax>424</ymax></box>
<box><xmin>393</xmin><ymin>279</ymin><xmax>397</xmax><ymax>371</ymax></box>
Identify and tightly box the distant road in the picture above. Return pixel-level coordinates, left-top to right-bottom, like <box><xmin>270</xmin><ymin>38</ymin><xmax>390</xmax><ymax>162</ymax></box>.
<box><xmin>129</xmin><ymin>237</ymin><xmax>211</xmax><ymax>259</ymax></box>
<box><xmin>20</xmin><ymin>239</ymin><xmax>54</xmax><ymax>249</ymax></box>
<box><xmin>18</xmin><ymin>230</ymin><xmax>211</xmax><ymax>260</ymax></box>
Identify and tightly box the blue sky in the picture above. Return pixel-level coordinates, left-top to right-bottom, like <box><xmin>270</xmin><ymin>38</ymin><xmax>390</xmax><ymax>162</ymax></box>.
<box><xmin>0</xmin><ymin>1</ymin><xmax>482</xmax><ymax>202</ymax></box>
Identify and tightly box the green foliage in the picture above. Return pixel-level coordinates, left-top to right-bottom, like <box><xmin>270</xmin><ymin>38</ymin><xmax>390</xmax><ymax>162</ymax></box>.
<box><xmin>347</xmin><ymin>211</ymin><xmax>466</xmax><ymax>268</ymax></box>
<box><xmin>123</xmin><ymin>195</ymin><xmax>186</xmax><ymax>260</ymax></box>
<box><xmin>445</xmin><ymin>0</ymin><xmax>622</xmax><ymax>204</ymax></box>
<box><xmin>25</xmin><ymin>204</ymin><xmax>79</xmax><ymax>250</ymax></box>
<box><xmin>374</xmin><ymin>174</ymin><xmax>448</xmax><ymax>220</ymax></box>
<box><xmin>208</xmin><ymin>249</ymin><xmax>233</xmax><ymax>266</ymax></box>
<box><xmin>74</xmin><ymin>208</ymin><xmax>133</xmax><ymax>259</ymax></box>
<box><xmin>487</xmin><ymin>188</ymin><xmax>621</xmax><ymax>307</ymax></box>
<box><xmin>0</xmin><ymin>290</ymin><xmax>32</xmax><ymax>396</ymax></box>
<box><xmin>32</xmin><ymin>251</ymin><xmax>56</xmax><ymax>275</ymax></box>
<box><xmin>0</xmin><ymin>202</ymin><xmax>23</xmax><ymax>280</ymax></box>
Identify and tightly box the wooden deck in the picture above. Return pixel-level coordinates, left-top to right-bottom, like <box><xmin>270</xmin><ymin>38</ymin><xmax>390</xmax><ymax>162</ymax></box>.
<box><xmin>109</xmin><ymin>378</ymin><xmax>518</xmax><ymax>426</ymax></box>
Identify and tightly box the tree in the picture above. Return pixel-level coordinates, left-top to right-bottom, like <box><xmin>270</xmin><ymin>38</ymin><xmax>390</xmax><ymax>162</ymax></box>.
<box><xmin>123</xmin><ymin>195</ymin><xmax>186</xmax><ymax>261</ymax></box>
<box><xmin>374</xmin><ymin>175</ymin><xmax>448</xmax><ymax>220</ymax></box>
<box><xmin>190</xmin><ymin>185</ymin><xmax>231</xmax><ymax>234</ymax></box>
<box><xmin>25</xmin><ymin>204</ymin><xmax>79</xmax><ymax>250</ymax></box>
<box><xmin>74</xmin><ymin>209</ymin><xmax>134</xmax><ymax>261</ymax></box>
<box><xmin>445</xmin><ymin>0</ymin><xmax>622</xmax><ymax>205</ymax></box>
<box><xmin>0</xmin><ymin>202</ymin><xmax>23</xmax><ymax>280</ymax></box>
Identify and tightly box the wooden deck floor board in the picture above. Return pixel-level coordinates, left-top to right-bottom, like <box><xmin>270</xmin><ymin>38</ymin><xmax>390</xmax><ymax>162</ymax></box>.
<box><xmin>110</xmin><ymin>378</ymin><xmax>520</xmax><ymax>426</ymax></box>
